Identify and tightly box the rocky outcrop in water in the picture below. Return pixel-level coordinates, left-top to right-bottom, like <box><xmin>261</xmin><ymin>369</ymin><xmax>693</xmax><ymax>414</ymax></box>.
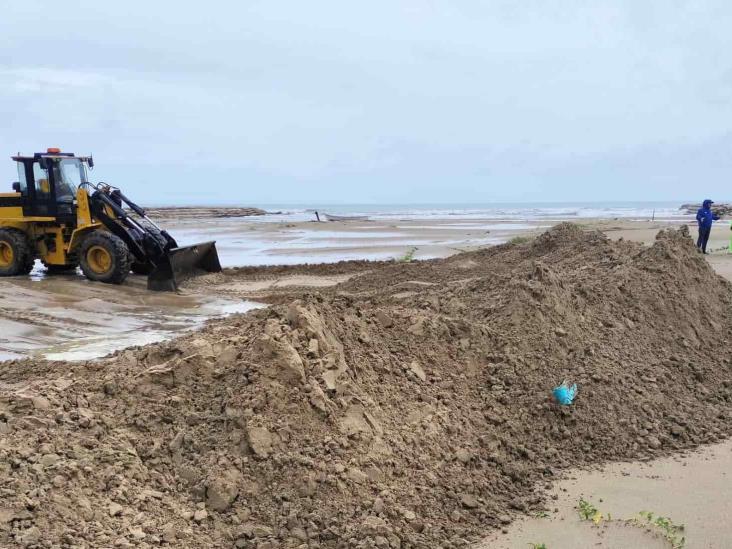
<box><xmin>144</xmin><ymin>206</ymin><xmax>273</xmax><ymax>220</ymax></box>
<box><xmin>681</xmin><ymin>202</ymin><xmax>732</xmax><ymax>217</ymax></box>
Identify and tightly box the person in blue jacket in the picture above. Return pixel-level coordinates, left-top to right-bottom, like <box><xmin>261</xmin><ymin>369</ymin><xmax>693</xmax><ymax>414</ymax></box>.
<box><xmin>696</xmin><ymin>199</ymin><xmax>719</xmax><ymax>254</ymax></box>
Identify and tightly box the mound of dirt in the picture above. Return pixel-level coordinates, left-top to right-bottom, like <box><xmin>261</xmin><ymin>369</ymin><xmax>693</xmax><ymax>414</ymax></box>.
<box><xmin>1</xmin><ymin>223</ymin><xmax>732</xmax><ymax>548</ymax></box>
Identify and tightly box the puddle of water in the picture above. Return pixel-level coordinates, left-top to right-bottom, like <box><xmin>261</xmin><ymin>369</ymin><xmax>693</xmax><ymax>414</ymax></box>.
<box><xmin>299</xmin><ymin>230</ymin><xmax>406</xmax><ymax>239</ymax></box>
<box><xmin>0</xmin><ymin>350</ymin><xmax>24</xmax><ymax>361</ymax></box>
<box><xmin>169</xmin><ymin>223</ymin><xmax>505</xmax><ymax>266</ymax></box>
<box><xmin>395</xmin><ymin>222</ymin><xmax>547</xmax><ymax>230</ymax></box>
<box><xmin>161</xmin><ymin>215</ymin><xmax>538</xmax><ymax>268</ymax></box>
<box><xmin>43</xmin><ymin>332</ymin><xmax>172</xmax><ymax>362</ymax></box>
<box><xmin>0</xmin><ymin>273</ymin><xmax>264</xmax><ymax>362</ymax></box>
<box><xmin>41</xmin><ymin>298</ymin><xmax>263</xmax><ymax>361</ymax></box>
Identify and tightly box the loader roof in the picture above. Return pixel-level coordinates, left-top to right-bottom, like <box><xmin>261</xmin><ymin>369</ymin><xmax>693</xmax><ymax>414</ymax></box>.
<box><xmin>12</xmin><ymin>152</ymin><xmax>92</xmax><ymax>162</ymax></box>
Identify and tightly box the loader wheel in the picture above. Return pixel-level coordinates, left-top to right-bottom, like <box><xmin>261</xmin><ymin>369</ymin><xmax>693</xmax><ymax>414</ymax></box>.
<box><xmin>79</xmin><ymin>232</ymin><xmax>131</xmax><ymax>284</ymax></box>
<box><xmin>0</xmin><ymin>229</ymin><xmax>35</xmax><ymax>276</ymax></box>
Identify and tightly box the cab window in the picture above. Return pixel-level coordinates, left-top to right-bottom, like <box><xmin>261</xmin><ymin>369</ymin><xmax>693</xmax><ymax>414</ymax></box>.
<box><xmin>54</xmin><ymin>159</ymin><xmax>82</xmax><ymax>202</ymax></box>
<box><xmin>15</xmin><ymin>162</ymin><xmax>28</xmax><ymax>195</ymax></box>
<box><xmin>32</xmin><ymin>163</ymin><xmax>51</xmax><ymax>199</ymax></box>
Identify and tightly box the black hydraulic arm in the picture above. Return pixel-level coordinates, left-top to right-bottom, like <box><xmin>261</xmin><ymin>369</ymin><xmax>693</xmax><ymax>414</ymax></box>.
<box><xmin>89</xmin><ymin>191</ymin><xmax>148</xmax><ymax>262</ymax></box>
<box><xmin>113</xmin><ymin>190</ymin><xmax>146</xmax><ymax>217</ymax></box>
<box><xmin>107</xmin><ymin>188</ymin><xmax>178</xmax><ymax>249</ymax></box>
<box><xmin>89</xmin><ymin>188</ymin><xmax>170</xmax><ymax>264</ymax></box>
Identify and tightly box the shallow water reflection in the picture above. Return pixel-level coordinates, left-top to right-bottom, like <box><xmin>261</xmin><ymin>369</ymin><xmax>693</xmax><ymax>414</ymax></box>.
<box><xmin>0</xmin><ymin>270</ymin><xmax>263</xmax><ymax>362</ymax></box>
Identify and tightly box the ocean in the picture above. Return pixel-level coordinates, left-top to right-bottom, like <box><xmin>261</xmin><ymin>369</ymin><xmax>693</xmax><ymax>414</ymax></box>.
<box><xmin>244</xmin><ymin>201</ymin><xmax>689</xmax><ymax>223</ymax></box>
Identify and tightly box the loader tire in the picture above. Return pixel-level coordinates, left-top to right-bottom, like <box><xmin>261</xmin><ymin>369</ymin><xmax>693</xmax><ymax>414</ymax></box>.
<box><xmin>0</xmin><ymin>229</ymin><xmax>35</xmax><ymax>276</ymax></box>
<box><xmin>79</xmin><ymin>232</ymin><xmax>131</xmax><ymax>285</ymax></box>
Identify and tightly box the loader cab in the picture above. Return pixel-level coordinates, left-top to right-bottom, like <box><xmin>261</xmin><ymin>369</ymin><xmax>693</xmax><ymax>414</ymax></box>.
<box><xmin>12</xmin><ymin>149</ymin><xmax>90</xmax><ymax>222</ymax></box>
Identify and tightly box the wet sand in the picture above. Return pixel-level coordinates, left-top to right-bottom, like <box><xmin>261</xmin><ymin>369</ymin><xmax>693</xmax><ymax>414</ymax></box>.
<box><xmin>0</xmin><ymin>214</ymin><xmax>709</xmax><ymax>362</ymax></box>
<box><xmin>165</xmin><ymin>217</ymin><xmax>550</xmax><ymax>266</ymax></box>
<box><xmin>0</xmin><ymin>215</ymin><xmax>555</xmax><ymax>361</ymax></box>
<box><xmin>2</xmin><ymin>212</ymin><xmax>732</xmax><ymax>547</ymax></box>
<box><xmin>595</xmin><ymin>217</ymin><xmax>727</xmax><ymax>248</ymax></box>
<box><xmin>478</xmin><ymin>439</ymin><xmax>732</xmax><ymax>549</ymax></box>
<box><xmin>0</xmin><ymin>267</ymin><xmax>262</xmax><ymax>361</ymax></box>
<box><xmin>596</xmin><ymin>218</ymin><xmax>732</xmax><ymax>281</ymax></box>
<box><xmin>475</xmin><ymin>218</ymin><xmax>732</xmax><ymax>549</ymax></box>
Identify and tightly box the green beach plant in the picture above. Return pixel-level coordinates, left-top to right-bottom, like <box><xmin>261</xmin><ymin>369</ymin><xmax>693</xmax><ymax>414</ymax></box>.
<box><xmin>577</xmin><ymin>498</ymin><xmax>603</xmax><ymax>524</ymax></box>
<box><xmin>576</xmin><ymin>499</ymin><xmax>685</xmax><ymax>548</ymax></box>
<box><xmin>634</xmin><ymin>511</ymin><xmax>685</xmax><ymax>549</ymax></box>
<box><xmin>396</xmin><ymin>246</ymin><xmax>418</xmax><ymax>262</ymax></box>
<box><xmin>508</xmin><ymin>235</ymin><xmax>532</xmax><ymax>245</ymax></box>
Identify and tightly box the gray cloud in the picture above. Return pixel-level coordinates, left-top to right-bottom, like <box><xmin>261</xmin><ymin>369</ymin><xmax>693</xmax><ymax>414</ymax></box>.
<box><xmin>1</xmin><ymin>1</ymin><xmax>730</xmax><ymax>204</ymax></box>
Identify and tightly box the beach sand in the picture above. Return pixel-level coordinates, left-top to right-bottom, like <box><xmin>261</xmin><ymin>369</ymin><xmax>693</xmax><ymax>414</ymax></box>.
<box><xmin>3</xmin><ymin>214</ymin><xmax>728</xmax><ymax>362</ymax></box>
<box><xmin>2</xmin><ymin>222</ymin><xmax>731</xmax><ymax>547</ymax></box>
<box><xmin>1</xmin><ymin>213</ymin><xmax>731</xmax><ymax>547</ymax></box>
<box><xmin>597</xmin><ymin>218</ymin><xmax>732</xmax><ymax>281</ymax></box>
<box><xmin>166</xmin><ymin>216</ymin><xmax>549</xmax><ymax>266</ymax></box>
<box><xmin>473</xmin><ymin>218</ymin><xmax>732</xmax><ymax>549</ymax></box>
<box><xmin>0</xmin><ymin>215</ymin><xmax>550</xmax><ymax>361</ymax></box>
<box><xmin>478</xmin><ymin>440</ymin><xmax>732</xmax><ymax>549</ymax></box>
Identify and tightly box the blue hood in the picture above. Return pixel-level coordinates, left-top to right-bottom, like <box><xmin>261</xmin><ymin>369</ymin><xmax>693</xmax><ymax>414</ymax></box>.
<box><xmin>697</xmin><ymin>200</ymin><xmax>719</xmax><ymax>230</ymax></box>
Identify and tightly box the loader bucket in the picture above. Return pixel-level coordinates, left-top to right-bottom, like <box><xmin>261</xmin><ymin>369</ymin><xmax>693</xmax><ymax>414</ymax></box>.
<box><xmin>147</xmin><ymin>241</ymin><xmax>222</xmax><ymax>291</ymax></box>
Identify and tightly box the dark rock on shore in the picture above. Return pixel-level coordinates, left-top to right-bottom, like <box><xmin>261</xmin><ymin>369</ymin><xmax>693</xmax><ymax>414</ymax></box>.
<box><xmin>681</xmin><ymin>202</ymin><xmax>732</xmax><ymax>218</ymax></box>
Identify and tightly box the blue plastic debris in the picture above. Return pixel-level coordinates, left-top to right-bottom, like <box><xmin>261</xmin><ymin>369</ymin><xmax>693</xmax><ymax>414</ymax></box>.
<box><xmin>553</xmin><ymin>381</ymin><xmax>578</xmax><ymax>405</ymax></box>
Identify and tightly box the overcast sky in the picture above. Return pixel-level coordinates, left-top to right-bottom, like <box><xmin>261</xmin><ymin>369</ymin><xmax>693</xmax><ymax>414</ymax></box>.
<box><xmin>1</xmin><ymin>1</ymin><xmax>731</xmax><ymax>205</ymax></box>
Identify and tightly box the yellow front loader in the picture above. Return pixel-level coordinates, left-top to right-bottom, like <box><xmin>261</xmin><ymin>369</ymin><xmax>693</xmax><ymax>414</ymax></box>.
<box><xmin>0</xmin><ymin>148</ymin><xmax>221</xmax><ymax>290</ymax></box>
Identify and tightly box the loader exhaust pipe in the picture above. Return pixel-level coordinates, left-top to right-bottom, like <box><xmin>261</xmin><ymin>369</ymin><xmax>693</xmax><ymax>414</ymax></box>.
<box><xmin>147</xmin><ymin>241</ymin><xmax>222</xmax><ymax>291</ymax></box>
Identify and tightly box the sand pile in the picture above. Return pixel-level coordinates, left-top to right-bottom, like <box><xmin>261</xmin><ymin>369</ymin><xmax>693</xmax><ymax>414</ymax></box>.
<box><xmin>1</xmin><ymin>224</ymin><xmax>732</xmax><ymax>548</ymax></box>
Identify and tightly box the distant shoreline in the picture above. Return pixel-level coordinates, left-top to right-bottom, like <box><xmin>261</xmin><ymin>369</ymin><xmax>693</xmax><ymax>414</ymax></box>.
<box><xmin>143</xmin><ymin>206</ymin><xmax>276</xmax><ymax>220</ymax></box>
<box><xmin>141</xmin><ymin>202</ymin><xmax>691</xmax><ymax>224</ymax></box>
